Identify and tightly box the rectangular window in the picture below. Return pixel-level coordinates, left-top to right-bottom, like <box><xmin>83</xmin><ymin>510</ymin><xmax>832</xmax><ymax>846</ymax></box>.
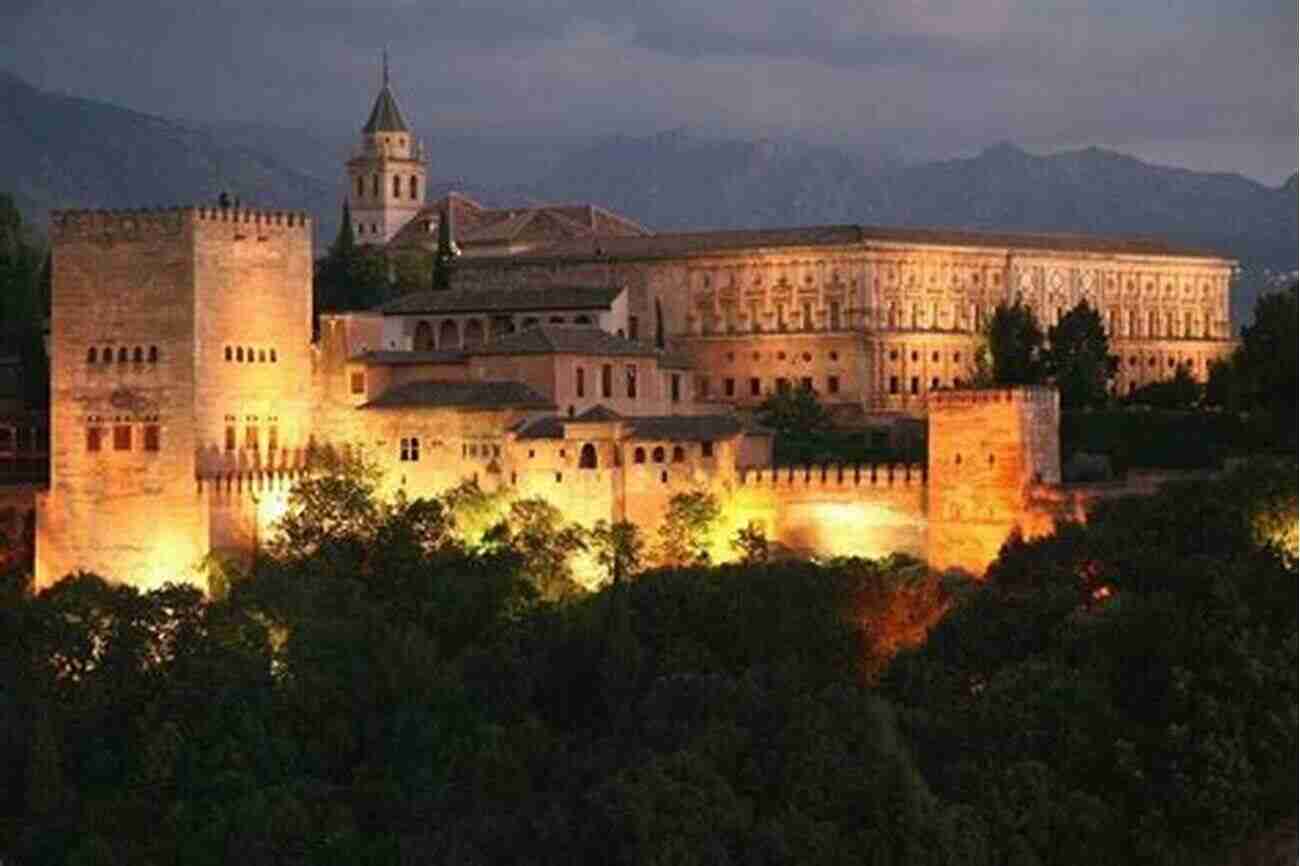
<box><xmin>750</xmin><ymin>301</ymin><xmax>762</xmax><ymax>333</ymax></box>
<box><xmin>697</xmin><ymin>376</ymin><xmax>710</xmax><ymax>397</ymax></box>
<box><xmin>626</xmin><ymin>364</ymin><xmax>638</xmax><ymax>399</ymax></box>
<box><xmin>576</xmin><ymin>366</ymin><xmax>586</xmax><ymax>398</ymax></box>
<box><xmin>701</xmin><ymin>441</ymin><xmax>714</xmax><ymax>458</ymax></box>
<box><xmin>776</xmin><ymin>302</ymin><xmax>786</xmax><ymax>331</ymax></box>
<box><xmin>245</xmin><ymin>426</ymin><xmax>259</xmax><ymax>451</ymax></box>
<box><xmin>802</xmin><ymin>301</ymin><xmax>814</xmax><ymax>331</ymax></box>
<box><xmin>350</xmin><ymin>372</ymin><xmax>365</xmax><ymax>395</ymax></box>
<box><xmin>87</xmin><ymin>427</ymin><xmax>103</xmax><ymax>453</ymax></box>
<box><xmin>268</xmin><ymin>425</ymin><xmax>278</xmax><ymax>452</ymax></box>
<box><xmin>225</xmin><ymin>426</ymin><xmax>236</xmax><ymax>452</ymax></box>
<box><xmin>670</xmin><ymin>373</ymin><xmax>680</xmax><ymax>402</ymax></box>
<box><xmin>828</xmin><ymin>375</ymin><xmax>840</xmax><ymax>395</ymax></box>
<box><xmin>829</xmin><ymin>300</ymin><xmax>841</xmax><ymax>330</ymax></box>
<box><xmin>400</xmin><ymin>437</ymin><xmax>421</xmax><ymax>462</ymax></box>
<box><xmin>750</xmin><ymin>377</ymin><xmax>761</xmax><ymax>397</ymax></box>
<box><xmin>601</xmin><ymin>364</ymin><xmax>613</xmax><ymax>398</ymax></box>
<box><xmin>724</xmin><ymin>377</ymin><xmax>735</xmax><ymax>397</ymax></box>
<box><xmin>889</xmin><ymin>376</ymin><xmax>899</xmax><ymax>395</ymax></box>
<box><xmin>910</xmin><ymin>376</ymin><xmax>919</xmax><ymax>395</ymax></box>
<box><xmin>628</xmin><ymin>316</ymin><xmax>639</xmax><ymax>341</ymax></box>
<box><xmin>776</xmin><ymin>377</ymin><xmax>790</xmax><ymax>394</ymax></box>
<box><xmin>113</xmin><ymin>425</ymin><xmax>132</xmax><ymax>451</ymax></box>
<box><xmin>143</xmin><ymin>424</ymin><xmax>160</xmax><ymax>452</ymax></box>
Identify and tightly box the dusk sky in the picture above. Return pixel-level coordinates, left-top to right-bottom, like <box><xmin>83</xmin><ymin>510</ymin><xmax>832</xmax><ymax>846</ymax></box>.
<box><xmin>3</xmin><ymin>0</ymin><xmax>1296</xmax><ymax>183</ymax></box>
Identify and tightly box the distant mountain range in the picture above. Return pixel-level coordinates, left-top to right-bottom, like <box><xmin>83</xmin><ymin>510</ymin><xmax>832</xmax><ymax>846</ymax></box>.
<box><xmin>2</xmin><ymin>71</ymin><xmax>1294</xmax><ymax>322</ymax></box>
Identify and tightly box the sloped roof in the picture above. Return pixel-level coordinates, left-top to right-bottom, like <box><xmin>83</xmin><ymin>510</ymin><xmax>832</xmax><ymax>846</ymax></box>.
<box><xmin>380</xmin><ymin>286</ymin><xmax>623</xmax><ymax>316</ymax></box>
<box><xmin>363</xmin><ymin>85</ymin><xmax>408</xmax><ymax>133</ymax></box>
<box><xmin>386</xmin><ymin>194</ymin><xmax>650</xmax><ymax>252</ymax></box>
<box><xmin>513</xmin><ymin>412</ymin><xmax>749</xmax><ymax>442</ymax></box>
<box><xmin>573</xmin><ymin>404</ymin><xmax>624</xmax><ymax>422</ymax></box>
<box><xmin>471</xmin><ymin>325</ymin><xmax>660</xmax><ymax>358</ymax></box>
<box><xmin>361</xmin><ymin>379</ymin><xmax>553</xmax><ymax>410</ymax></box>
<box><xmin>455</xmin><ymin>223</ymin><xmax>1227</xmax><ymax>262</ymax></box>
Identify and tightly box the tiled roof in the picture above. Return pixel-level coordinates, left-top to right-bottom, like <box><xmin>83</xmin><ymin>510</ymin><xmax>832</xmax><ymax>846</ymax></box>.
<box><xmin>362</xmin><ymin>85</ymin><xmax>408</xmax><ymax>133</ymax></box>
<box><xmin>386</xmin><ymin>194</ymin><xmax>650</xmax><ymax>252</ymax></box>
<box><xmin>573</xmin><ymin>404</ymin><xmax>623</xmax><ymax>422</ymax></box>
<box><xmin>513</xmin><ymin>412</ymin><xmax>749</xmax><ymax>442</ymax></box>
<box><xmin>379</xmin><ymin>285</ymin><xmax>623</xmax><ymax>316</ymax></box>
<box><xmin>457</xmin><ymin>223</ymin><xmax>1227</xmax><ymax>262</ymax></box>
<box><xmin>626</xmin><ymin>415</ymin><xmax>747</xmax><ymax>442</ymax></box>
<box><xmin>350</xmin><ymin>350</ymin><xmax>467</xmax><ymax>366</ymax></box>
<box><xmin>471</xmin><ymin>325</ymin><xmax>661</xmax><ymax>358</ymax></box>
<box><xmin>361</xmin><ymin>379</ymin><xmax>553</xmax><ymax>410</ymax></box>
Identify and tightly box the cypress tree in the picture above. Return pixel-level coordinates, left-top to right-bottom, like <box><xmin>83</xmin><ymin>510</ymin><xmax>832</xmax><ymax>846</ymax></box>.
<box><xmin>431</xmin><ymin>202</ymin><xmax>455</xmax><ymax>291</ymax></box>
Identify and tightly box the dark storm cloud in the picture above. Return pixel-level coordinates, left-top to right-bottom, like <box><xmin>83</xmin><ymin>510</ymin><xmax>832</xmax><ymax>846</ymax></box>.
<box><xmin>2</xmin><ymin>0</ymin><xmax>1295</xmax><ymax>181</ymax></box>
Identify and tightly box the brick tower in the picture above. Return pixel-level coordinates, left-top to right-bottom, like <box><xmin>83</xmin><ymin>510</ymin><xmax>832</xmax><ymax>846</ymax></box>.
<box><xmin>35</xmin><ymin>205</ymin><xmax>314</xmax><ymax>591</ymax></box>
<box><xmin>345</xmin><ymin>53</ymin><xmax>427</xmax><ymax>245</ymax></box>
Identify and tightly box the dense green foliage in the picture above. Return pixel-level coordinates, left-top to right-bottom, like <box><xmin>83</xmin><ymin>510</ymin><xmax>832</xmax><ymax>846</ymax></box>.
<box><xmin>757</xmin><ymin>385</ymin><xmax>919</xmax><ymax>465</ymax></box>
<box><xmin>313</xmin><ymin>201</ymin><xmax>394</xmax><ymax>315</ymax></box>
<box><xmin>1043</xmin><ymin>300</ymin><xmax>1118</xmax><ymax>409</ymax></box>
<box><xmin>0</xmin><ymin>193</ymin><xmax>49</xmax><ymax>406</ymax></box>
<box><xmin>1060</xmin><ymin>408</ymin><xmax>1257</xmax><ymax>472</ymax></box>
<box><xmin>0</xmin><ymin>456</ymin><xmax>1294</xmax><ymax>864</ymax></box>
<box><xmin>976</xmin><ymin>297</ymin><xmax>1046</xmax><ymax>387</ymax></box>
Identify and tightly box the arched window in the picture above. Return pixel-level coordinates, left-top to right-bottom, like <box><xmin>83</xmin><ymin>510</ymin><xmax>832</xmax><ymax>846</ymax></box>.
<box><xmin>579</xmin><ymin>443</ymin><xmax>598</xmax><ymax>468</ymax></box>
<box><xmin>438</xmin><ymin>319</ymin><xmax>459</xmax><ymax>348</ymax></box>
<box><xmin>245</xmin><ymin>347</ymin><xmax>254</xmax><ymax>362</ymax></box>
<box><xmin>573</xmin><ymin>314</ymin><xmax>592</xmax><ymax>325</ymax></box>
<box><xmin>356</xmin><ymin>176</ymin><xmax>364</xmax><ymax>197</ymax></box>
<box><xmin>117</xmin><ymin>347</ymin><xmax>128</xmax><ymax>363</ymax></box>
<box><xmin>671</xmin><ymin>446</ymin><xmax>685</xmax><ymax>463</ymax></box>
<box><xmin>549</xmin><ymin>316</ymin><xmax>565</xmax><ymax>324</ymax></box>
<box><xmin>413</xmin><ymin>320</ymin><xmax>434</xmax><ymax>351</ymax></box>
<box><xmin>633</xmin><ymin>447</ymin><xmax>646</xmax><ymax>464</ymax></box>
<box><xmin>463</xmin><ymin>319</ymin><xmax>485</xmax><ymax>347</ymax></box>
<box><xmin>409</xmin><ymin>176</ymin><xmax>418</xmax><ymax>200</ymax></box>
<box><xmin>87</xmin><ymin>347</ymin><xmax>97</xmax><ymax>364</ymax></box>
<box><xmin>652</xmin><ymin>446</ymin><xmax>665</xmax><ymax>463</ymax></box>
<box><xmin>270</xmin><ymin>349</ymin><xmax>276</xmax><ymax>363</ymax></box>
<box><xmin>236</xmin><ymin>347</ymin><xmax>244</xmax><ymax>362</ymax></box>
<box><xmin>257</xmin><ymin>349</ymin><xmax>266</xmax><ymax>363</ymax></box>
<box><xmin>102</xmin><ymin>347</ymin><xmax>112</xmax><ymax>364</ymax></box>
<box><xmin>148</xmin><ymin>346</ymin><xmax>158</xmax><ymax>363</ymax></box>
<box><xmin>392</xmin><ymin>175</ymin><xmax>401</xmax><ymax>198</ymax></box>
<box><xmin>371</xmin><ymin>174</ymin><xmax>379</xmax><ymax>196</ymax></box>
<box><xmin>225</xmin><ymin>346</ymin><xmax>233</xmax><ymax>362</ymax></box>
<box><xmin>133</xmin><ymin>347</ymin><xmax>143</xmax><ymax>363</ymax></box>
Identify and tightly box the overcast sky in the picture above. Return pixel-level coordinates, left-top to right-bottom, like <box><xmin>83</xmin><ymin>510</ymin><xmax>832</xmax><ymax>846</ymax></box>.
<box><xmin>3</xmin><ymin>0</ymin><xmax>1295</xmax><ymax>183</ymax></box>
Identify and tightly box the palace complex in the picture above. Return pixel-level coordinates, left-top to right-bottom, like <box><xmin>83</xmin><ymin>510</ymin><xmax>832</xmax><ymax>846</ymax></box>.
<box><xmin>27</xmin><ymin>69</ymin><xmax>1238</xmax><ymax>591</ymax></box>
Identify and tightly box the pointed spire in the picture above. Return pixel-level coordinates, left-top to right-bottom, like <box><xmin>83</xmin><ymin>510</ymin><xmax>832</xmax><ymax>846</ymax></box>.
<box><xmin>362</xmin><ymin>51</ymin><xmax>408</xmax><ymax>134</ymax></box>
<box><xmin>382</xmin><ymin>47</ymin><xmax>389</xmax><ymax>88</ymax></box>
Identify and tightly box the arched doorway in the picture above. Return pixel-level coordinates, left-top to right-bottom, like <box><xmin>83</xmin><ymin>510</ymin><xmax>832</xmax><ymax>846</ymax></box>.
<box><xmin>438</xmin><ymin>319</ymin><xmax>459</xmax><ymax>348</ymax></box>
<box><xmin>463</xmin><ymin>319</ymin><xmax>485</xmax><ymax>347</ymax></box>
<box><xmin>413</xmin><ymin>320</ymin><xmax>434</xmax><ymax>350</ymax></box>
<box><xmin>579</xmin><ymin>443</ymin><xmax>598</xmax><ymax>468</ymax></box>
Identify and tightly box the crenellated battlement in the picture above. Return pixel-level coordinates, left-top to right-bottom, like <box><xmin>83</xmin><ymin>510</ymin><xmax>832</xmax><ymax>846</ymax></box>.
<box><xmin>50</xmin><ymin>206</ymin><xmax>312</xmax><ymax>241</ymax></box>
<box><xmin>197</xmin><ymin>467</ymin><xmax>306</xmax><ymax>496</ymax></box>
<box><xmin>926</xmin><ymin>386</ymin><xmax>1057</xmax><ymax>408</ymax></box>
<box><xmin>738</xmin><ymin>462</ymin><xmax>926</xmax><ymax>488</ymax></box>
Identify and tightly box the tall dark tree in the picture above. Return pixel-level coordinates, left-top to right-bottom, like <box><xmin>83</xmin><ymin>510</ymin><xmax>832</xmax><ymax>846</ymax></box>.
<box><xmin>975</xmin><ymin>297</ymin><xmax>1046</xmax><ymax>386</ymax></box>
<box><xmin>431</xmin><ymin>203</ymin><xmax>456</xmax><ymax>292</ymax></box>
<box><xmin>757</xmin><ymin>382</ymin><xmax>836</xmax><ymax>464</ymax></box>
<box><xmin>0</xmin><ymin>194</ymin><xmax>49</xmax><ymax>407</ymax></box>
<box><xmin>314</xmin><ymin>199</ymin><xmax>389</xmax><ymax>314</ymax></box>
<box><xmin>1222</xmin><ymin>281</ymin><xmax>1298</xmax><ymax>449</ymax></box>
<box><xmin>1044</xmin><ymin>299</ymin><xmax>1118</xmax><ymax>408</ymax></box>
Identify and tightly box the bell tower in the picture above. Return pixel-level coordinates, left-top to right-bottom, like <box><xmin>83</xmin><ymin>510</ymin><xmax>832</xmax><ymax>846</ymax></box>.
<box><xmin>346</xmin><ymin>52</ymin><xmax>426</xmax><ymax>245</ymax></box>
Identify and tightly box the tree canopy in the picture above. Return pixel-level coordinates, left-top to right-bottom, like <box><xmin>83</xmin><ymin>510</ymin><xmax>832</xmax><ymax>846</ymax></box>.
<box><xmin>1043</xmin><ymin>299</ymin><xmax>1117</xmax><ymax>408</ymax></box>
<box><xmin>976</xmin><ymin>297</ymin><xmax>1047</xmax><ymax>387</ymax></box>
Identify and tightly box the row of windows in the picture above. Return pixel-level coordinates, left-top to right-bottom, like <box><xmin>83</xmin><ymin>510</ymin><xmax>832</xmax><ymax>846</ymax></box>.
<box><xmin>701</xmin><ymin>300</ymin><xmax>845</xmax><ymax>335</ymax></box>
<box><xmin>710</xmin><ymin>376</ymin><xmax>840</xmax><ymax>399</ymax></box>
<box><xmin>630</xmin><ymin>442</ymin><xmax>714</xmax><ymax>464</ymax></box>
<box><xmin>724</xmin><ymin>350</ymin><xmax>841</xmax><ymax>363</ymax></box>
<box><xmin>409</xmin><ymin>314</ymin><xmax>597</xmax><ymax>351</ymax></box>
<box><xmin>87</xmin><ymin>424</ymin><xmax>160</xmax><ymax>453</ymax></box>
<box><xmin>887</xmin><ymin>376</ymin><xmax>951</xmax><ymax>396</ymax></box>
<box><xmin>225</xmin><ymin>346</ymin><xmax>278</xmax><ymax>363</ymax></box>
<box><xmin>86</xmin><ymin>345</ymin><xmax>160</xmax><ymax>365</ymax></box>
<box><xmin>574</xmin><ymin>363</ymin><xmax>640</xmax><ymax>400</ymax></box>
<box><xmin>463</xmin><ymin>442</ymin><xmax>502</xmax><ymax>460</ymax></box>
<box><xmin>887</xmin><ymin>349</ymin><xmax>964</xmax><ymax>364</ymax></box>
<box><xmin>355</xmin><ymin>173</ymin><xmax>419</xmax><ymax>201</ymax></box>
<box><xmin>223</xmin><ymin>425</ymin><xmax>279</xmax><ymax>452</ymax></box>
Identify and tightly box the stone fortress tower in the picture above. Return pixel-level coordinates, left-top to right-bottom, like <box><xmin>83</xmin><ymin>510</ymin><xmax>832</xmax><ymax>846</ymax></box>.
<box><xmin>35</xmin><ymin>206</ymin><xmax>314</xmax><ymax>590</ymax></box>
<box><xmin>345</xmin><ymin>53</ymin><xmax>427</xmax><ymax>245</ymax></box>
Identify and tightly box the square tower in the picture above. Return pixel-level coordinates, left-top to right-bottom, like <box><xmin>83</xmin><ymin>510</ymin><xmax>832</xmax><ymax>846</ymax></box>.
<box><xmin>36</xmin><ymin>206</ymin><xmax>313</xmax><ymax>592</ymax></box>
